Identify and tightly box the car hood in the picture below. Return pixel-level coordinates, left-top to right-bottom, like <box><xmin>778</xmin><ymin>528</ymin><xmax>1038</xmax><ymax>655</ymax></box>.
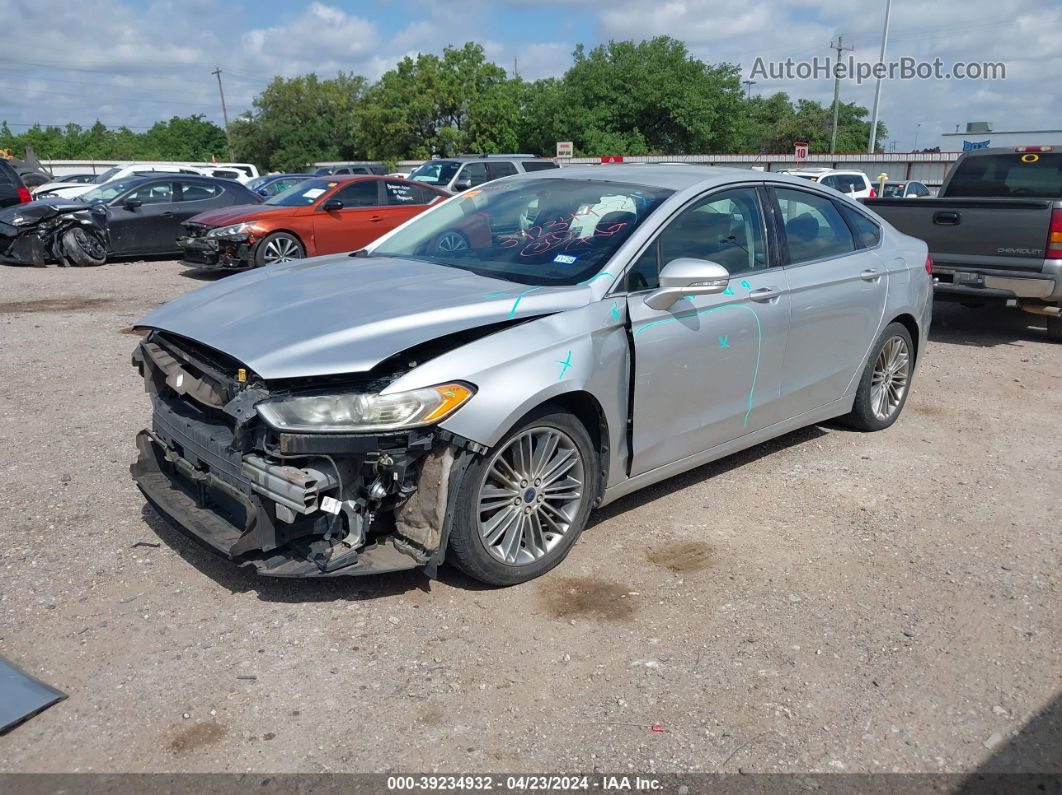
<box><xmin>0</xmin><ymin>198</ymin><xmax>91</xmax><ymax>226</ymax></box>
<box><xmin>137</xmin><ymin>254</ymin><xmax>597</xmax><ymax>380</ymax></box>
<box><xmin>186</xmin><ymin>204</ymin><xmax>296</xmax><ymax>228</ymax></box>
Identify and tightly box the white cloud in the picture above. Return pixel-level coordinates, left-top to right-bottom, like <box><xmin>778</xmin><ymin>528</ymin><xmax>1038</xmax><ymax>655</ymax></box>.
<box><xmin>241</xmin><ymin>3</ymin><xmax>379</xmax><ymax>75</ymax></box>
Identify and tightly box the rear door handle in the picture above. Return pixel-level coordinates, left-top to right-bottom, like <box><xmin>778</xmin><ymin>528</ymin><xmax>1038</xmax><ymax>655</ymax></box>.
<box><xmin>749</xmin><ymin>287</ymin><xmax>782</xmax><ymax>302</ymax></box>
<box><xmin>933</xmin><ymin>210</ymin><xmax>960</xmax><ymax>225</ymax></box>
<box><xmin>369</xmin><ymin>215</ymin><xmax>384</xmax><ymax>223</ymax></box>
<box><xmin>860</xmin><ymin>269</ymin><xmax>881</xmax><ymax>281</ymax></box>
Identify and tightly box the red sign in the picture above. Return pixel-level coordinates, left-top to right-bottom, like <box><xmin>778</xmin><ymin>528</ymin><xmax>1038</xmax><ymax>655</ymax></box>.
<box><xmin>600</xmin><ymin>155</ymin><xmax>625</xmax><ymax>164</ymax></box>
<box><xmin>794</xmin><ymin>142</ymin><xmax>809</xmax><ymax>160</ymax></box>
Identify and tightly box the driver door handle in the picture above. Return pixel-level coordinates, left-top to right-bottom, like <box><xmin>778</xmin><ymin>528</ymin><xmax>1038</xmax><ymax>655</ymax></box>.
<box><xmin>369</xmin><ymin>215</ymin><xmax>384</xmax><ymax>223</ymax></box>
<box><xmin>860</xmin><ymin>269</ymin><xmax>881</xmax><ymax>281</ymax></box>
<box><xmin>749</xmin><ymin>287</ymin><xmax>781</xmax><ymax>303</ymax></box>
<box><xmin>160</xmin><ymin>211</ymin><xmax>175</xmax><ymax>217</ymax></box>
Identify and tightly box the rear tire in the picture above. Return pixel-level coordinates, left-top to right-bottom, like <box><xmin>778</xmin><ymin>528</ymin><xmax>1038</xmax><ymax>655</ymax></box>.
<box><xmin>60</xmin><ymin>227</ymin><xmax>107</xmax><ymax>267</ymax></box>
<box><xmin>446</xmin><ymin>407</ymin><xmax>597</xmax><ymax>586</ymax></box>
<box><xmin>254</xmin><ymin>232</ymin><xmax>304</xmax><ymax>267</ymax></box>
<box><xmin>1046</xmin><ymin>309</ymin><xmax>1062</xmax><ymax>342</ymax></box>
<box><xmin>842</xmin><ymin>322</ymin><xmax>915</xmax><ymax>432</ymax></box>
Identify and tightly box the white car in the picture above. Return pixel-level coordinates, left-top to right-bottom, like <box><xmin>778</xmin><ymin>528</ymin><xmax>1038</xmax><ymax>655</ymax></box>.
<box><xmin>33</xmin><ymin>164</ymin><xmax>210</xmax><ymax>200</ymax></box>
<box><xmin>781</xmin><ymin>168</ymin><xmax>875</xmax><ymax>199</ymax></box>
<box><xmin>191</xmin><ymin>163</ymin><xmax>260</xmax><ymax>183</ymax></box>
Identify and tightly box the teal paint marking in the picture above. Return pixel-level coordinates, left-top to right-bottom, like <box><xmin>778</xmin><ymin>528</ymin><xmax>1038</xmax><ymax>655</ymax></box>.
<box><xmin>718</xmin><ymin>335</ymin><xmax>729</xmax><ymax>349</ymax></box>
<box><xmin>740</xmin><ymin>279</ymin><xmax>752</xmax><ymax>289</ymax></box>
<box><xmin>579</xmin><ymin>271</ymin><xmax>613</xmax><ymax>285</ymax></box>
<box><xmin>508</xmin><ymin>286</ymin><xmax>546</xmax><ymax>317</ymax></box>
<box><xmin>611</xmin><ymin>300</ymin><xmax>621</xmax><ymax>320</ymax></box>
<box><xmin>556</xmin><ymin>350</ymin><xmax>573</xmax><ymax>380</ymax></box>
<box><xmin>722</xmin><ymin>286</ymin><xmax>735</xmax><ymax>296</ymax></box>
<box><xmin>634</xmin><ymin>304</ymin><xmax>762</xmax><ymax>427</ymax></box>
<box><xmin>481</xmin><ymin>290</ymin><xmax>513</xmax><ymax>299</ymax></box>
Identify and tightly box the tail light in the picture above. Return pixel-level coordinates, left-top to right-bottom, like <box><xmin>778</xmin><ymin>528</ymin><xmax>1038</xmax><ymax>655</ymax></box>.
<box><xmin>16</xmin><ymin>186</ymin><xmax>31</xmax><ymax>204</ymax></box>
<box><xmin>925</xmin><ymin>254</ymin><xmax>933</xmax><ymax>275</ymax></box>
<box><xmin>1048</xmin><ymin>208</ymin><xmax>1062</xmax><ymax>260</ymax></box>
<box><xmin>869</xmin><ymin>187</ymin><xmax>876</xmax><ymax>198</ymax></box>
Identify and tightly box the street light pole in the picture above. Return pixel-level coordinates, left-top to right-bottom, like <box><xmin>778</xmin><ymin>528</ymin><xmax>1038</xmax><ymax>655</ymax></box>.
<box><xmin>867</xmin><ymin>0</ymin><xmax>892</xmax><ymax>153</ymax></box>
<box><xmin>829</xmin><ymin>35</ymin><xmax>854</xmax><ymax>154</ymax></box>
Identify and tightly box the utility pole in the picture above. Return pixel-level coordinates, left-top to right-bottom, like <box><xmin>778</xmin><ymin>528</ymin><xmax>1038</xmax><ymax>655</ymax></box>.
<box><xmin>212</xmin><ymin>66</ymin><xmax>235</xmax><ymax>161</ymax></box>
<box><xmin>741</xmin><ymin>80</ymin><xmax>756</xmax><ymax>100</ymax></box>
<box><xmin>867</xmin><ymin>0</ymin><xmax>892</xmax><ymax>153</ymax></box>
<box><xmin>513</xmin><ymin>57</ymin><xmax>519</xmax><ymax>79</ymax></box>
<box><xmin>829</xmin><ymin>34</ymin><xmax>854</xmax><ymax>153</ymax></box>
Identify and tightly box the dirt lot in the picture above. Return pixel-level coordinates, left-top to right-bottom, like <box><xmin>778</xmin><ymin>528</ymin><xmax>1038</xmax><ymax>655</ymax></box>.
<box><xmin>0</xmin><ymin>260</ymin><xmax>1059</xmax><ymax>775</ymax></box>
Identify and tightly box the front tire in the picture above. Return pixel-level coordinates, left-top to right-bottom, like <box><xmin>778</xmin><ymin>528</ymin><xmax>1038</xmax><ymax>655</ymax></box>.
<box><xmin>843</xmin><ymin>322</ymin><xmax>915</xmax><ymax>431</ymax></box>
<box><xmin>60</xmin><ymin>227</ymin><xmax>107</xmax><ymax>267</ymax></box>
<box><xmin>254</xmin><ymin>232</ymin><xmax>304</xmax><ymax>267</ymax></box>
<box><xmin>447</xmin><ymin>408</ymin><xmax>597</xmax><ymax>586</ymax></box>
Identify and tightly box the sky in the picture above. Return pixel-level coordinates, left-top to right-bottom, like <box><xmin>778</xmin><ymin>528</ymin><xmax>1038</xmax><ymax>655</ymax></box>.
<box><xmin>2</xmin><ymin>0</ymin><xmax>1060</xmax><ymax>153</ymax></box>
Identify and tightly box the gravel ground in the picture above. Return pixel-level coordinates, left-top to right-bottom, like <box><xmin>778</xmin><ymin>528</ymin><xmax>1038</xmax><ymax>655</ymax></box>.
<box><xmin>0</xmin><ymin>260</ymin><xmax>1059</xmax><ymax>775</ymax></box>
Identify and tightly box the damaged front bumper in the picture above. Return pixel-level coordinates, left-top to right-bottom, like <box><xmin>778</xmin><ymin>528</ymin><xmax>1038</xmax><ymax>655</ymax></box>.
<box><xmin>177</xmin><ymin>231</ymin><xmax>254</xmax><ymax>269</ymax></box>
<box><xmin>130</xmin><ymin>333</ymin><xmax>465</xmax><ymax>578</ymax></box>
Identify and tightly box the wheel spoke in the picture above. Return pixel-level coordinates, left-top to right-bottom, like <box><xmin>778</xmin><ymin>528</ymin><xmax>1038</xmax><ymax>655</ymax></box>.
<box><xmin>482</xmin><ymin>506</ymin><xmax>519</xmax><ymax>545</ymax></box>
<box><xmin>491</xmin><ymin>457</ymin><xmax>522</xmax><ymax>490</ymax></box>
<box><xmin>531</xmin><ymin>431</ymin><xmax>559</xmax><ymax>478</ymax></box>
<box><xmin>500</xmin><ymin>514</ymin><xmax>524</xmax><ymax>562</ymax></box>
<box><xmin>540</xmin><ymin>447</ymin><xmax>576</xmax><ymax>485</ymax></box>
<box><xmin>479</xmin><ymin>485</ymin><xmax>517</xmax><ymax>512</ymax></box>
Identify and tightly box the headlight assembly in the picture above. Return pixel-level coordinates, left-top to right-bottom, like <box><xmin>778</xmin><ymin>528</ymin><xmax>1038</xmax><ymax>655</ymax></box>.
<box><xmin>256</xmin><ymin>383</ymin><xmax>474</xmax><ymax>433</ymax></box>
<box><xmin>207</xmin><ymin>222</ymin><xmax>258</xmax><ymax>238</ymax></box>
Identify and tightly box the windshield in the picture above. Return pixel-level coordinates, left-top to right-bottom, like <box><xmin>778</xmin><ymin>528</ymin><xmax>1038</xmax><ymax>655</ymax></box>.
<box><xmin>79</xmin><ymin>178</ymin><xmax>146</xmax><ymax>203</ymax></box>
<box><xmin>92</xmin><ymin>167</ymin><xmax>121</xmax><ymax>184</ymax></box>
<box><xmin>266</xmin><ymin>178</ymin><xmax>336</xmax><ymax>206</ymax></box>
<box><xmin>946</xmin><ymin>152</ymin><xmax>1062</xmax><ymax>198</ymax></box>
<box><xmin>371</xmin><ymin>178</ymin><xmax>673</xmax><ymax>286</ymax></box>
<box><xmin>409</xmin><ymin>161</ymin><xmax>460</xmax><ymax>185</ymax></box>
<box><xmin>881</xmin><ymin>183</ymin><xmax>906</xmax><ymax>198</ymax></box>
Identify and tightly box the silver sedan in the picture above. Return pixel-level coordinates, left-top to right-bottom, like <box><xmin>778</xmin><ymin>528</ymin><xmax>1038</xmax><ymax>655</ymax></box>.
<box><xmin>132</xmin><ymin>166</ymin><xmax>932</xmax><ymax>585</ymax></box>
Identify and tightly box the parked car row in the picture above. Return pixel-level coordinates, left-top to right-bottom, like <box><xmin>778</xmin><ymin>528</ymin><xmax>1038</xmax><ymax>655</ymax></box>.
<box><xmin>0</xmin><ymin>172</ymin><xmax>450</xmax><ymax>268</ymax></box>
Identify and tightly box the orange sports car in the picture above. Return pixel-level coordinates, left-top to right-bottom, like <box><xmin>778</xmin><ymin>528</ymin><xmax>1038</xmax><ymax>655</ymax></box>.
<box><xmin>177</xmin><ymin>176</ymin><xmax>450</xmax><ymax>269</ymax></box>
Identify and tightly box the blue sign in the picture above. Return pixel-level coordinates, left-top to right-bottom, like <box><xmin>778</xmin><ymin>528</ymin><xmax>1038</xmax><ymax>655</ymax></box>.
<box><xmin>962</xmin><ymin>139</ymin><xmax>991</xmax><ymax>151</ymax></box>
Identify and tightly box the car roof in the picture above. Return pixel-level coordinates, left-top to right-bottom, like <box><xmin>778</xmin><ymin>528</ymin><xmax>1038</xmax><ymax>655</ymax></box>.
<box><xmin>518</xmin><ymin>164</ymin><xmax>840</xmax><ymax>192</ymax></box>
<box><xmin>121</xmin><ymin>173</ymin><xmax>244</xmax><ymax>187</ymax></box>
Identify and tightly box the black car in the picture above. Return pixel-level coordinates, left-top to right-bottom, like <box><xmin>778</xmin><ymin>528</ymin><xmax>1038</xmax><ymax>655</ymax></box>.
<box><xmin>0</xmin><ymin>174</ymin><xmax>262</xmax><ymax>266</ymax></box>
<box><xmin>0</xmin><ymin>159</ymin><xmax>30</xmax><ymax>209</ymax></box>
<box><xmin>84</xmin><ymin>173</ymin><xmax>262</xmax><ymax>257</ymax></box>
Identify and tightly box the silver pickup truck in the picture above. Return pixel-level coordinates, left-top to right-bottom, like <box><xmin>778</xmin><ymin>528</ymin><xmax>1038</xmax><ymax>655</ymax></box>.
<box><xmin>864</xmin><ymin>146</ymin><xmax>1062</xmax><ymax>340</ymax></box>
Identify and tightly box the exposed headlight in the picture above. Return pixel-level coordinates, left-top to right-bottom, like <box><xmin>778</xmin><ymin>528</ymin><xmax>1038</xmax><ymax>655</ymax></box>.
<box><xmin>207</xmin><ymin>222</ymin><xmax>257</xmax><ymax>238</ymax></box>
<box><xmin>256</xmin><ymin>383</ymin><xmax>474</xmax><ymax>433</ymax></box>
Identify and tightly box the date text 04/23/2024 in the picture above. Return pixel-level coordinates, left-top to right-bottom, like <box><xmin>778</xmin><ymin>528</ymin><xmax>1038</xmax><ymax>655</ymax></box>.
<box><xmin>385</xmin><ymin>775</ymin><xmax>664</xmax><ymax>791</ymax></box>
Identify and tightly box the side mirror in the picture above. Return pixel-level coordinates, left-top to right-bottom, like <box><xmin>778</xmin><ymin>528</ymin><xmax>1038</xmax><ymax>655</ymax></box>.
<box><xmin>123</xmin><ymin>197</ymin><xmax>142</xmax><ymax>210</ymax></box>
<box><xmin>453</xmin><ymin>179</ymin><xmax>471</xmax><ymax>193</ymax></box>
<box><xmin>321</xmin><ymin>198</ymin><xmax>344</xmax><ymax>212</ymax></box>
<box><xmin>644</xmin><ymin>258</ymin><xmax>730</xmax><ymax>311</ymax></box>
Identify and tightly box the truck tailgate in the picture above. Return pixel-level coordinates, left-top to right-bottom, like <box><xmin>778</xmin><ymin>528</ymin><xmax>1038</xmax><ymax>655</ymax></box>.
<box><xmin>863</xmin><ymin>197</ymin><xmax>1053</xmax><ymax>273</ymax></box>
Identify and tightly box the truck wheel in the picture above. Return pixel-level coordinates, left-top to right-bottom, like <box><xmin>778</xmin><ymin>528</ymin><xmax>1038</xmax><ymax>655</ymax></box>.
<box><xmin>1047</xmin><ymin>309</ymin><xmax>1062</xmax><ymax>342</ymax></box>
<box><xmin>446</xmin><ymin>407</ymin><xmax>597</xmax><ymax>586</ymax></box>
<box><xmin>841</xmin><ymin>322</ymin><xmax>914</xmax><ymax>432</ymax></box>
<box><xmin>254</xmin><ymin>232</ymin><xmax>304</xmax><ymax>267</ymax></box>
<box><xmin>60</xmin><ymin>228</ymin><xmax>107</xmax><ymax>267</ymax></box>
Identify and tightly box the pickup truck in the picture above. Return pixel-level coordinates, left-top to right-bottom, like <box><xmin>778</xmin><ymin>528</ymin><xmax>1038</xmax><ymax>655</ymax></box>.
<box><xmin>864</xmin><ymin>146</ymin><xmax>1062</xmax><ymax>340</ymax></box>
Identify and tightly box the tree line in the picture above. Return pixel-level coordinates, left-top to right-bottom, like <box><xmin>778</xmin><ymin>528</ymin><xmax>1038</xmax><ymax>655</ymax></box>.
<box><xmin>2</xmin><ymin>37</ymin><xmax>886</xmax><ymax>172</ymax></box>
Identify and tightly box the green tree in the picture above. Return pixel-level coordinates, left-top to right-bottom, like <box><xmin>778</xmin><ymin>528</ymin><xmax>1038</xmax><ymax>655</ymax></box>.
<box><xmin>356</xmin><ymin>43</ymin><xmax>520</xmax><ymax>159</ymax></box>
<box><xmin>231</xmin><ymin>73</ymin><xmax>367</xmax><ymax>172</ymax></box>
<box><xmin>523</xmin><ymin>37</ymin><xmax>745</xmax><ymax>156</ymax></box>
<box><xmin>140</xmin><ymin>115</ymin><xmax>227</xmax><ymax>161</ymax></box>
<box><xmin>736</xmin><ymin>92</ymin><xmax>886</xmax><ymax>154</ymax></box>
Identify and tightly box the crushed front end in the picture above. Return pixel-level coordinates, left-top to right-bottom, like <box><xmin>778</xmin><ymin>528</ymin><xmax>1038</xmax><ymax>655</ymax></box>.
<box><xmin>177</xmin><ymin>222</ymin><xmax>256</xmax><ymax>269</ymax></box>
<box><xmin>130</xmin><ymin>331</ymin><xmax>471</xmax><ymax>577</ymax></box>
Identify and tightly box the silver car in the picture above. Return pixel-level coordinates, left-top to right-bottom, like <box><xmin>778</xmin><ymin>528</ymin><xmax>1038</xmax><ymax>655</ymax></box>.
<box><xmin>131</xmin><ymin>167</ymin><xmax>932</xmax><ymax>585</ymax></box>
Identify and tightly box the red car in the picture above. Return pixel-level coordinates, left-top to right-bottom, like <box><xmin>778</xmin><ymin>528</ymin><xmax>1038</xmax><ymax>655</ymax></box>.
<box><xmin>177</xmin><ymin>176</ymin><xmax>450</xmax><ymax>269</ymax></box>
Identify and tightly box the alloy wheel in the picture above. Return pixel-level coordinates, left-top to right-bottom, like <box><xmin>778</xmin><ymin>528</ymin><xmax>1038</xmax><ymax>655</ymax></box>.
<box><xmin>476</xmin><ymin>427</ymin><xmax>586</xmax><ymax>566</ymax></box>
<box><xmin>436</xmin><ymin>231</ymin><xmax>468</xmax><ymax>253</ymax></box>
<box><xmin>262</xmin><ymin>235</ymin><xmax>302</xmax><ymax>263</ymax></box>
<box><xmin>870</xmin><ymin>336</ymin><xmax>910</xmax><ymax>420</ymax></box>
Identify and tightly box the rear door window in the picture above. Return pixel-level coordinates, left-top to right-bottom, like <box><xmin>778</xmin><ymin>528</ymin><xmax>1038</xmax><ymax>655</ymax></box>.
<box><xmin>383</xmin><ymin>180</ymin><xmax>439</xmax><ymax>205</ymax></box>
<box><xmin>458</xmin><ymin>162</ymin><xmax>489</xmax><ymax>187</ymax></box>
<box><xmin>125</xmin><ymin>181</ymin><xmax>177</xmax><ymax>205</ymax></box>
<box><xmin>838</xmin><ymin>204</ymin><xmax>882</xmax><ymax>249</ymax></box>
<box><xmin>486</xmin><ymin>161</ymin><xmax>518</xmax><ymax>180</ymax></box>
<box><xmin>177</xmin><ymin>182</ymin><xmax>222</xmax><ymax>202</ymax></box>
<box><xmin>774</xmin><ymin>188</ymin><xmax>856</xmax><ymax>263</ymax></box>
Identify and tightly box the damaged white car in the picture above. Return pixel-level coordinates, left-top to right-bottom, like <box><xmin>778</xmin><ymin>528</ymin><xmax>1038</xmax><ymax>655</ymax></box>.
<box><xmin>131</xmin><ymin>167</ymin><xmax>931</xmax><ymax>585</ymax></box>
